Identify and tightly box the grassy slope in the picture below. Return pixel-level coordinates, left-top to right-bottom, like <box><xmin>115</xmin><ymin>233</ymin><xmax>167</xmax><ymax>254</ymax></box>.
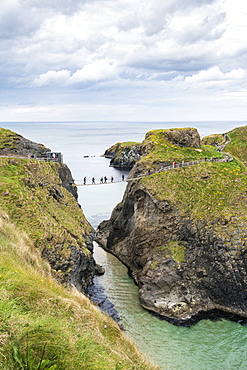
<box><xmin>0</xmin><ymin>128</ymin><xmax>22</xmax><ymax>150</ymax></box>
<box><xmin>0</xmin><ymin>214</ymin><xmax>157</xmax><ymax>370</ymax></box>
<box><xmin>202</xmin><ymin>125</ymin><xmax>247</xmax><ymax>163</ymax></box>
<box><xmin>134</xmin><ymin>128</ymin><xmax>247</xmax><ymax>260</ymax></box>
<box><xmin>141</xmin><ymin>160</ymin><xmax>247</xmax><ymax>269</ymax></box>
<box><xmin>0</xmin><ymin>127</ymin><xmax>48</xmax><ymax>152</ymax></box>
<box><xmin>225</xmin><ymin>126</ymin><xmax>247</xmax><ymax>163</ymax></box>
<box><xmin>0</xmin><ymin>157</ymin><xmax>91</xmax><ymax>258</ymax></box>
<box><xmin>200</xmin><ymin>133</ymin><xmax>225</xmax><ymax>146</ymax></box>
<box><xmin>142</xmin><ymin>159</ymin><xmax>247</xmax><ymax>222</ymax></box>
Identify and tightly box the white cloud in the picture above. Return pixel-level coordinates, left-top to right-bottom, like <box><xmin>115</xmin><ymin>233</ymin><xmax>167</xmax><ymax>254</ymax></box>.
<box><xmin>68</xmin><ymin>60</ymin><xmax>117</xmax><ymax>84</ymax></box>
<box><xmin>185</xmin><ymin>66</ymin><xmax>246</xmax><ymax>84</ymax></box>
<box><xmin>33</xmin><ymin>70</ymin><xmax>71</xmax><ymax>87</ymax></box>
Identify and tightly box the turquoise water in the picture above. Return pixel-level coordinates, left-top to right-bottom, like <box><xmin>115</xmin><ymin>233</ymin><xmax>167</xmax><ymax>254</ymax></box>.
<box><xmin>2</xmin><ymin>121</ymin><xmax>247</xmax><ymax>369</ymax></box>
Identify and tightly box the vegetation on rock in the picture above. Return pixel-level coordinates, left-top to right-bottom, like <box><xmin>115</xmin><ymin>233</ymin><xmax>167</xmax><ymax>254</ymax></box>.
<box><xmin>202</xmin><ymin>125</ymin><xmax>247</xmax><ymax>163</ymax></box>
<box><xmin>138</xmin><ymin>128</ymin><xmax>223</xmax><ymax>170</ymax></box>
<box><xmin>142</xmin><ymin>159</ymin><xmax>246</xmax><ymax>222</ymax></box>
<box><xmin>0</xmin><ymin>156</ymin><xmax>92</xmax><ymax>286</ymax></box>
<box><xmin>0</xmin><ymin>128</ymin><xmax>49</xmax><ymax>156</ymax></box>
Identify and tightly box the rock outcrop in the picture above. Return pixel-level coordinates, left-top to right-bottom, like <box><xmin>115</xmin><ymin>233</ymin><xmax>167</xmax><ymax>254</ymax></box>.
<box><xmin>104</xmin><ymin>142</ymin><xmax>142</xmax><ymax>168</ymax></box>
<box><xmin>57</xmin><ymin>163</ymin><xmax>78</xmax><ymax>200</ymax></box>
<box><xmin>0</xmin><ymin>128</ymin><xmax>50</xmax><ymax>158</ymax></box>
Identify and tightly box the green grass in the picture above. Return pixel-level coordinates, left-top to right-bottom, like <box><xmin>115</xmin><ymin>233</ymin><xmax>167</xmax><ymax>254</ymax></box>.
<box><xmin>0</xmin><ymin>128</ymin><xmax>20</xmax><ymax>150</ymax></box>
<box><xmin>0</xmin><ymin>157</ymin><xmax>91</xmax><ymax>251</ymax></box>
<box><xmin>142</xmin><ymin>159</ymin><xmax>247</xmax><ymax>222</ymax></box>
<box><xmin>201</xmin><ymin>134</ymin><xmax>225</xmax><ymax>146</ymax></box>
<box><xmin>0</xmin><ymin>156</ymin><xmax>93</xmax><ymax>284</ymax></box>
<box><xmin>225</xmin><ymin>126</ymin><xmax>247</xmax><ymax>163</ymax></box>
<box><xmin>0</xmin><ymin>215</ymin><xmax>158</xmax><ymax>370</ymax></box>
<box><xmin>201</xmin><ymin>125</ymin><xmax>247</xmax><ymax>163</ymax></box>
<box><xmin>119</xmin><ymin>142</ymin><xmax>140</xmax><ymax>147</ymax></box>
<box><xmin>154</xmin><ymin>242</ymin><xmax>186</xmax><ymax>263</ymax></box>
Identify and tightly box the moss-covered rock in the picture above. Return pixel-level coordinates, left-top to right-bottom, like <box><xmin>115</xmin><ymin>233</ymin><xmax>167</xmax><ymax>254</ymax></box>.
<box><xmin>0</xmin><ymin>127</ymin><xmax>50</xmax><ymax>158</ymax></box>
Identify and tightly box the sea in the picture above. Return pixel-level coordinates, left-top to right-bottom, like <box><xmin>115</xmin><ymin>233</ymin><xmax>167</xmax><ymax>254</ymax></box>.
<box><xmin>2</xmin><ymin>121</ymin><xmax>247</xmax><ymax>370</ymax></box>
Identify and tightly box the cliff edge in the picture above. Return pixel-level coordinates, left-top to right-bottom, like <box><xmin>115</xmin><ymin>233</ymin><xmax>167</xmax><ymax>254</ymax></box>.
<box><xmin>0</xmin><ymin>127</ymin><xmax>95</xmax><ymax>292</ymax></box>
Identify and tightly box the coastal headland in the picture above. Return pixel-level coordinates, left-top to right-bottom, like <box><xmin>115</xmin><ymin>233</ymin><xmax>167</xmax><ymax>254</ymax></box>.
<box><xmin>96</xmin><ymin>126</ymin><xmax>247</xmax><ymax>324</ymax></box>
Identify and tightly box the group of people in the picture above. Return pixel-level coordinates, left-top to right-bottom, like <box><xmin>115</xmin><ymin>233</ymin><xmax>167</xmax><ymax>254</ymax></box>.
<box><xmin>83</xmin><ymin>174</ymin><xmax>125</xmax><ymax>185</ymax></box>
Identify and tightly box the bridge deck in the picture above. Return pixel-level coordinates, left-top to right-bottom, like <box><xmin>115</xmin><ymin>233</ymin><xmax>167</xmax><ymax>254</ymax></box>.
<box><xmin>77</xmin><ymin>180</ymin><xmax>126</xmax><ymax>186</ymax></box>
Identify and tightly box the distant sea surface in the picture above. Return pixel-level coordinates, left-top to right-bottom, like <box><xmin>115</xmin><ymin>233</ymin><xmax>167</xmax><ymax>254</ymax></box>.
<box><xmin>2</xmin><ymin>121</ymin><xmax>247</xmax><ymax>369</ymax></box>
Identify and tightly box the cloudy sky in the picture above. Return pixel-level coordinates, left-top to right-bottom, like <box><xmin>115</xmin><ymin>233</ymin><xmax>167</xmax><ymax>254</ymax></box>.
<box><xmin>1</xmin><ymin>0</ymin><xmax>247</xmax><ymax>122</ymax></box>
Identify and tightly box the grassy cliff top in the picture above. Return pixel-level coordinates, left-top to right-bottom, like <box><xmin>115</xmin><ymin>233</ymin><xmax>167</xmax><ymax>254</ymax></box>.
<box><xmin>0</xmin><ymin>127</ymin><xmax>22</xmax><ymax>150</ymax></box>
<box><xmin>0</xmin><ymin>214</ymin><xmax>157</xmax><ymax>370</ymax></box>
<box><xmin>0</xmin><ymin>127</ymin><xmax>48</xmax><ymax>153</ymax></box>
<box><xmin>0</xmin><ymin>157</ymin><xmax>91</xmax><ymax>254</ymax></box>
<box><xmin>225</xmin><ymin>125</ymin><xmax>247</xmax><ymax>163</ymax></box>
<box><xmin>104</xmin><ymin>142</ymin><xmax>141</xmax><ymax>156</ymax></box>
<box><xmin>138</xmin><ymin>128</ymin><xmax>224</xmax><ymax>170</ymax></box>
<box><xmin>201</xmin><ymin>133</ymin><xmax>226</xmax><ymax>146</ymax></box>
<box><xmin>202</xmin><ymin>125</ymin><xmax>247</xmax><ymax>163</ymax></box>
<box><xmin>142</xmin><ymin>159</ymin><xmax>247</xmax><ymax>223</ymax></box>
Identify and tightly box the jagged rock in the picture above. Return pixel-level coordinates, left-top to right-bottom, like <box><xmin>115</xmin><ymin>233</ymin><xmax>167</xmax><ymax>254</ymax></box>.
<box><xmin>104</xmin><ymin>143</ymin><xmax>142</xmax><ymax>168</ymax></box>
<box><xmin>57</xmin><ymin>163</ymin><xmax>78</xmax><ymax>200</ymax></box>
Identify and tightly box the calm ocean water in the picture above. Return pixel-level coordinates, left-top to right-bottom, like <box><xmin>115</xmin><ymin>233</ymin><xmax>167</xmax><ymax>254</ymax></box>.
<box><xmin>2</xmin><ymin>121</ymin><xmax>247</xmax><ymax>369</ymax></box>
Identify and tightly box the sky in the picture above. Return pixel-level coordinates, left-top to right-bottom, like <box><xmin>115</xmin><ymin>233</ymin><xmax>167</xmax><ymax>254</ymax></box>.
<box><xmin>1</xmin><ymin>0</ymin><xmax>247</xmax><ymax>122</ymax></box>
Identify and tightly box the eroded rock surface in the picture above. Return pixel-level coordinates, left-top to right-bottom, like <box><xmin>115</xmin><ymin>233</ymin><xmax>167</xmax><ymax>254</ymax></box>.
<box><xmin>104</xmin><ymin>143</ymin><xmax>142</xmax><ymax>168</ymax></box>
<box><xmin>0</xmin><ymin>131</ymin><xmax>50</xmax><ymax>158</ymax></box>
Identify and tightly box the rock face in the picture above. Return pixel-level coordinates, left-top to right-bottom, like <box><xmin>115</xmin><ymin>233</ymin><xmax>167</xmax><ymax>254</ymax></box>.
<box><xmin>57</xmin><ymin>163</ymin><xmax>78</xmax><ymax>200</ymax></box>
<box><xmin>0</xmin><ymin>131</ymin><xmax>50</xmax><ymax>158</ymax></box>
<box><xmin>145</xmin><ymin>128</ymin><xmax>201</xmax><ymax>148</ymax></box>
<box><xmin>104</xmin><ymin>143</ymin><xmax>142</xmax><ymax>168</ymax></box>
<box><xmin>96</xmin><ymin>180</ymin><xmax>247</xmax><ymax>323</ymax></box>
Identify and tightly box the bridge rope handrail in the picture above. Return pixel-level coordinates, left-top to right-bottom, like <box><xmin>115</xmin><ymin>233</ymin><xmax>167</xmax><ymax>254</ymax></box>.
<box><xmin>126</xmin><ymin>155</ymin><xmax>233</xmax><ymax>182</ymax></box>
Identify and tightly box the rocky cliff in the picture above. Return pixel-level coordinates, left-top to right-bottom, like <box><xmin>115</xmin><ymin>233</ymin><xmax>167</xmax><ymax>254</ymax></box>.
<box><xmin>0</xmin><ymin>127</ymin><xmax>98</xmax><ymax>292</ymax></box>
<box><xmin>96</xmin><ymin>127</ymin><xmax>247</xmax><ymax>324</ymax></box>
